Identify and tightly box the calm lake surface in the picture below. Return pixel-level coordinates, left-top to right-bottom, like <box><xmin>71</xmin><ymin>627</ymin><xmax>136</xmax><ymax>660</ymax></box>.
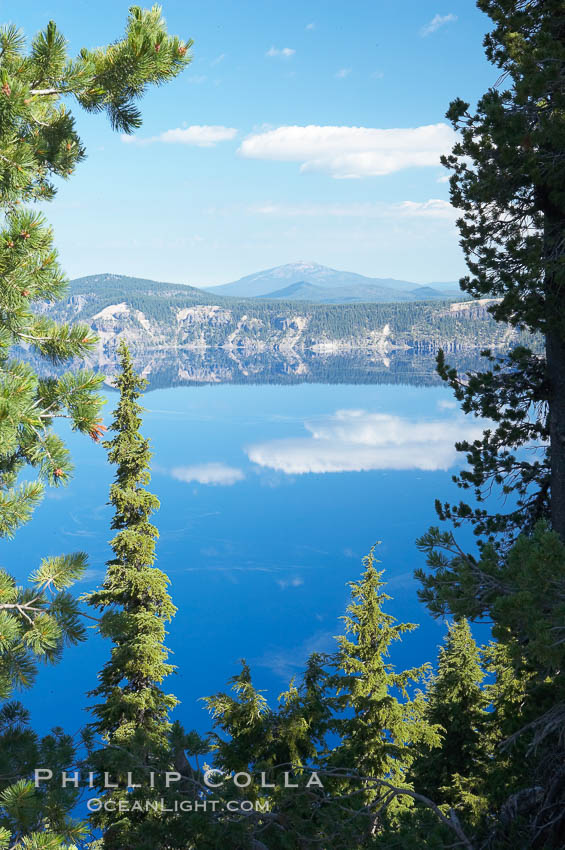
<box><xmin>5</xmin><ymin>357</ymin><xmax>490</xmax><ymax>736</ymax></box>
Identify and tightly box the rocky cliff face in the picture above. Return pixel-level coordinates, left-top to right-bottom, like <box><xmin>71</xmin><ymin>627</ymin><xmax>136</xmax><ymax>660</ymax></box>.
<box><xmin>89</xmin><ymin>306</ymin><xmax>411</xmax><ymax>359</ymax></box>
<box><xmin>42</xmin><ymin>281</ymin><xmax>535</xmax><ymax>369</ymax></box>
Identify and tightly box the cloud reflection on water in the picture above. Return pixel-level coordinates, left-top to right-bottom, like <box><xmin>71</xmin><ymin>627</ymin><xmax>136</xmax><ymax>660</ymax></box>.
<box><xmin>171</xmin><ymin>462</ymin><xmax>245</xmax><ymax>486</ymax></box>
<box><xmin>247</xmin><ymin>409</ymin><xmax>484</xmax><ymax>474</ymax></box>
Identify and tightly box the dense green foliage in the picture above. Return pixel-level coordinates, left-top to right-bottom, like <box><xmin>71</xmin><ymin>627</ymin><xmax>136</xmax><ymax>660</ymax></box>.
<box><xmin>0</xmin><ymin>712</ymin><xmax>87</xmax><ymax>850</ymax></box>
<box><xmin>416</xmin><ymin>524</ymin><xmax>565</xmax><ymax>847</ymax></box>
<box><xmin>433</xmin><ymin>346</ymin><xmax>549</xmax><ymax>540</ymax></box>
<box><xmin>0</xmin><ymin>554</ymin><xmax>87</xmax><ymax>701</ymax></box>
<box><xmin>326</xmin><ymin>552</ymin><xmax>438</xmax><ymax>824</ymax></box>
<box><xmin>195</xmin><ymin>531</ymin><xmax>565</xmax><ymax>849</ymax></box>
<box><xmin>425</xmin><ymin>0</ymin><xmax>565</xmax><ymax>543</ymax></box>
<box><xmin>0</xmin><ymin>556</ymin><xmax>89</xmax><ymax>849</ymax></box>
<box><xmin>415</xmin><ymin>0</ymin><xmax>565</xmax><ymax>845</ymax></box>
<box><xmin>409</xmin><ymin>620</ymin><xmax>488</xmax><ymax>808</ymax></box>
<box><xmin>87</xmin><ymin>343</ymin><xmax>181</xmax><ymax>848</ymax></box>
<box><xmin>200</xmin><ymin>553</ymin><xmax>464</xmax><ymax>849</ymax></box>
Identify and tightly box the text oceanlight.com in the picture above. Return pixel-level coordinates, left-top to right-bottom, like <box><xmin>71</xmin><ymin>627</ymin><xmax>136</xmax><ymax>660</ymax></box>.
<box><xmin>87</xmin><ymin>798</ymin><xmax>271</xmax><ymax>813</ymax></box>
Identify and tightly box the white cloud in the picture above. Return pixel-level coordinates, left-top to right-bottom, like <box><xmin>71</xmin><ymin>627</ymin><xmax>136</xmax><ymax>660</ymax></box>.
<box><xmin>121</xmin><ymin>125</ymin><xmax>237</xmax><ymax>147</ymax></box>
<box><xmin>420</xmin><ymin>13</ymin><xmax>458</xmax><ymax>37</ymax></box>
<box><xmin>370</xmin><ymin>70</ymin><xmax>385</xmax><ymax>80</ymax></box>
<box><xmin>210</xmin><ymin>53</ymin><xmax>225</xmax><ymax>66</ymax></box>
<box><xmin>266</xmin><ymin>46</ymin><xmax>296</xmax><ymax>58</ymax></box>
<box><xmin>396</xmin><ymin>199</ymin><xmax>456</xmax><ymax>219</ymax></box>
<box><xmin>249</xmin><ymin>199</ymin><xmax>456</xmax><ymax>220</ymax></box>
<box><xmin>306</xmin><ymin>22</ymin><xmax>315</xmax><ymax>30</ymax></box>
<box><xmin>335</xmin><ymin>68</ymin><xmax>352</xmax><ymax>79</ymax></box>
<box><xmin>188</xmin><ymin>74</ymin><xmax>207</xmax><ymax>85</ymax></box>
<box><xmin>171</xmin><ymin>462</ymin><xmax>245</xmax><ymax>486</ymax></box>
<box><xmin>238</xmin><ymin>123</ymin><xmax>457</xmax><ymax>178</ymax></box>
<box><xmin>277</xmin><ymin>577</ymin><xmax>304</xmax><ymax>590</ymax></box>
<box><xmin>246</xmin><ymin>409</ymin><xmax>484</xmax><ymax>474</ymax></box>
<box><xmin>437</xmin><ymin>174</ymin><xmax>450</xmax><ymax>183</ymax></box>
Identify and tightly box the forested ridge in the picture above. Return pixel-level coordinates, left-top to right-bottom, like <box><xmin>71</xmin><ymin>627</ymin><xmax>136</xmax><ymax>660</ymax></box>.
<box><xmin>42</xmin><ymin>273</ymin><xmax>537</xmax><ymax>354</ymax></box>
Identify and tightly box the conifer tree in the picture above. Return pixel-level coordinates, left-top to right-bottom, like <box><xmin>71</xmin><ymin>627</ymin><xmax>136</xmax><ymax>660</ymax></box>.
<box><xmin>203</xmin><ymin>655</ymin><xmax>334</xmax><ymax>849</ymax></box>
<box><xmin>0</xmin><ymin>557</ymin><xmax>89</xmax><ymax>849</ymax></box>
<box><xmin>410</xmin><ymin>620</ymin><xmax>487</xmax><ymax>809</ymax></box>
<box><xmin>0</xmin><ymin>555</ymin><xmax>88</xmax><ymax>701</ymax></box>
<box><xmin>422</xmin><ymin>0</ymin><xmax>565</xmax><ymax>543</ymax></box>
<box><xmin>416</xmin><ymin>5</ymin><xmax>565</xmax><ymax>839</ymax></box>
<box><xmin>474</xmin><ymin>641</ymin><xmax>530</xmax><ymax>822</ymax></box>
<box><xmin>0</xmin><ymin>6</ymin><xmax>192</xmax><ymax>539</ymax></box>
<box><xmin>325</xmin><ymin>549</ymin><xmax>439</xmax><ymax>836</ymax></box>
<box><xmin>87</xmin><ymin>342</ymin><xmax>180</xmax><ymax>849</ymax></box>
<box><xmin>418</xmin><ymin>523</ymin><xmax>565</xmax><ymax>845</ymax></box>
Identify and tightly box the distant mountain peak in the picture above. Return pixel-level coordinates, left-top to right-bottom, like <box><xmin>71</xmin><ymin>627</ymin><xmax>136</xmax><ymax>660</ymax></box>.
<box><xmin>205</xmin><ymin>261</ymin><xmax>459</xmax><ymax>301</ymax></box>
<box><xmin>258</xmin><ymin>261</ymin><xmax>332</xmax><ymax>279</ymax></box>
<box><xmin>282</xmin><ymin>261</ymin><xmax>328</xmax><ymax>271</ymax></box>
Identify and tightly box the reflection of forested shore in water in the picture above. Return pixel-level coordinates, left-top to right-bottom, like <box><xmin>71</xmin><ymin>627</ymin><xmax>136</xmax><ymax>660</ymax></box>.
<box><xmin>83</xmin><ymin>348</ymin><xmax>489</xmax><ymax>390</ymax></box>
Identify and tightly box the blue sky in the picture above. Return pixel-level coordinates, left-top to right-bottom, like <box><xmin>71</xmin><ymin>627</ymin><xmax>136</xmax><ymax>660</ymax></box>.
<box><xmin>8</xmin><ymin>1</ymin><xmax>496</xmax><ymax>285</ymax></box>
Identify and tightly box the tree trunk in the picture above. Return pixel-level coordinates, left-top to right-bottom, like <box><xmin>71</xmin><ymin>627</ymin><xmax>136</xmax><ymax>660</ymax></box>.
<box><xmin>546</xmin><ymin>330</ymin><xmax>565</xmax><ymax>541</ymax></box>
<box><xmin>543</xmin><ymin>184</ymin><xmax>565</xmax><ymax>542</ymax></box>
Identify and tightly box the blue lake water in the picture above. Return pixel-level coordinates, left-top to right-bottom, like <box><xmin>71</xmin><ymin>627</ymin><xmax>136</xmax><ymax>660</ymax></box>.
<box><xmin>4</xmin><ymin>370</ymin><xmax>490</xmax><ymax>738</ymax></box>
